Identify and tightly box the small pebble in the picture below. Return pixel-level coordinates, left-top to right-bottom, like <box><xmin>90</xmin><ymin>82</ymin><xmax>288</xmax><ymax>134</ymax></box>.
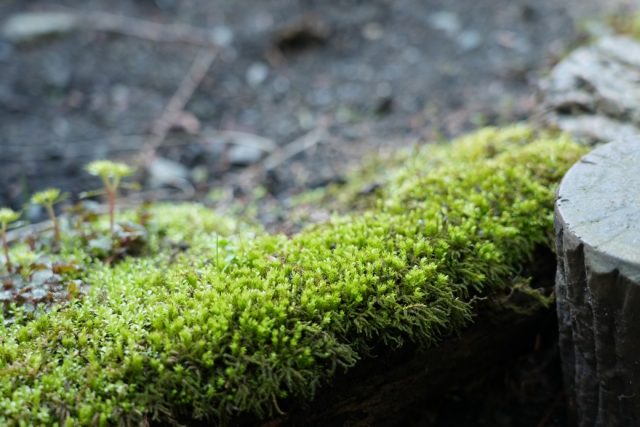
<box><xmin>229</xmin><ymin>144</ymin><xmax>264</xmax><ymax>166</ymax></box>
<box><xmin>147</xmin><ymin>157</ymin><xmax>190</xmax><ymax>188</ymax></box>
<box><xmin>457</xmin><ymin>30</ymin><xmax>481</xmax><ymax>51</ymax></box>
<box><xmin>212</xmin><ymin>26</ymin><xmax>234</xmax><ymax>47</ymax></box>
<box><xmin>428</xmin><ymin>11</ymin><xmax>461</xmax><ymax>36</ymax></box>
<box><xmin>246</xmin><ymin>62</ymin><xmax>269</xmax><ymax>87</ymax></box>
<box><xmin>362</xmin><ymin>22</ymin><xmax>384</xmax><ymax>41</ymax></box>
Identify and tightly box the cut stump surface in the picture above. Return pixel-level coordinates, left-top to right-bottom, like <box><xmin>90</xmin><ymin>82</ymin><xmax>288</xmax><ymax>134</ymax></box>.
<box><xmin>541</xmin><ymin>36</ymin><xmax>640</xmax><ymax>144</ymax></box>
<box><xmin>555</xmin><ymin>138</ymin><xmax>640</xmax><ymax>426</ymax></box>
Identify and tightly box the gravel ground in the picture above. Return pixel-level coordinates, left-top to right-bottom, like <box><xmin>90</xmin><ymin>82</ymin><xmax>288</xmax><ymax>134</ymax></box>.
<box><xmin>0</xmin><ymin>0</ymin><xmax>634</xmax><ymax>211</ymax></box>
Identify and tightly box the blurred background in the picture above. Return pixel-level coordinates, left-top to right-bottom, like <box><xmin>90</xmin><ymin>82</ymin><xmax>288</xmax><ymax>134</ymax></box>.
<box><xmin>0</xmin><ymin>0</ymin><xmax>636</xmax><ymax>221</ymax></box>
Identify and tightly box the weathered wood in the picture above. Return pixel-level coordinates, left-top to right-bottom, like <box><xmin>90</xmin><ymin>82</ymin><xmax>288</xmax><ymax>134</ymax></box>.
<box><xmin>540</xmin><ymin>36</ymin><xmax>640</xmax><ymax>144</ymax></box>
<box><xmin>555</xmin><ymin>138</ymin><xmax>640</xmax><ymax>426</ymax></box>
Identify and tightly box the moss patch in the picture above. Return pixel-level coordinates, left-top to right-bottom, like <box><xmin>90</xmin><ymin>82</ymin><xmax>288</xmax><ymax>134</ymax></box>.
<box><xmin>294</xmin><ymin>125</ymin><xmax>562</xmax><ymax>214</ymax></box>
<box><xmin>608</xmin><ymin>13</ymin><xmax>640</xmax><ymax>39</ymax></box>
<box><xmin>0</xmin><ymin>127</ymin><xmax>586</xmax><ymax>426</ymax></box>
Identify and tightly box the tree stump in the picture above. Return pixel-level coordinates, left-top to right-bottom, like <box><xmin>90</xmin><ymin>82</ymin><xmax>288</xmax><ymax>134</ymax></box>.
<box><xmin>555</xmin><ymin>138</ymin><xmax>640</xmax><ymax>426</ymax></box>
<box><xmin>540</xmin><ymin>36</ymin><xmax>640</xmax><ymax>144</ymax></box>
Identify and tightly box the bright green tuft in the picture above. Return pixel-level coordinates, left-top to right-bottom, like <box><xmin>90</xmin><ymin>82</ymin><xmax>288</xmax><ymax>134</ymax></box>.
<box><xmin>85</xmin><ymin>160</ymin><xmax>133</xmax><ymax>180</ymax></box>
<box><xmin>0</xmin><ymin>208</ymin><xmax>20</xmax><ymax>226</ymax></box>
<box><xmin>31</xmin><ymin>188</ymin><xmax>63</xmax><ymax>206</ymax></box>
<box><xmin>608</xmin><ymin>13</ymin><xmax>640</xmax><ymax>39</ymax></box>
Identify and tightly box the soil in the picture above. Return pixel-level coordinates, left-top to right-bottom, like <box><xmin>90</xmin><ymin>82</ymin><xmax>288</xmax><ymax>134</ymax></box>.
<box><xmin>0</xmin><ymin>0</ymin><xmax>634</xmax><ymax>212</ymax></box>
<box><xmin>0</xmin><ymin>0</ymin><xmax>637</xmax><ymax>426</ymax></box>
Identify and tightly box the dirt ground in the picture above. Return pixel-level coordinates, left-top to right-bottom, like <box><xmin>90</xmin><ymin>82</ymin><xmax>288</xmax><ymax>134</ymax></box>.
<box><xmin>0</xmin><ymin>0</ymin><xmax>634</xmax><ymax>212</ymax></box>
<box><xmin>0</xmin><ymin>1</ymin><xmax>637</xmax><ymax>426</ymax></box>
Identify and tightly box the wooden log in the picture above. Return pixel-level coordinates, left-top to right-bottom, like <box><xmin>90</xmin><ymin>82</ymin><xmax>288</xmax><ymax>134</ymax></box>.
<box><xmin>555</xmin><ymin>138</ymin><xmax>640</xmax><ymax>426</ymax></box>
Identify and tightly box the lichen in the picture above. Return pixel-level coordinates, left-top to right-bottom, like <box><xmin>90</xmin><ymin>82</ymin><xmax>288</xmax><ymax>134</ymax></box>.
<box><xmin>0</xmin><ymin>126</ymin><xmax>586</xmax><ymax>426</ymax></box>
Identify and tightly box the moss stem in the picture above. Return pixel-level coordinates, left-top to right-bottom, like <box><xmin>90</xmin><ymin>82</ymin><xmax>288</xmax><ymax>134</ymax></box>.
<box><xmin>46</xmin><ymin>203</ymin><xmax>61</xmax><ymax>246</ymax></box>
<box><xmin>108</xmin><ymin>189</ymin><xmax>116</xmax><ymax>237</ymax></box>
<box><xmin>1</xmin><ymin>225</ymin><xmax>11</xmax><ymax>273</ymax></box>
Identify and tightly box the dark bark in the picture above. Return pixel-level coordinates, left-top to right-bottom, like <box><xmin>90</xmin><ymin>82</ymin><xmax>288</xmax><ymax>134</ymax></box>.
<box><xmin>555</xmin><ymin>139</ymin><xmax>640</xmax><ymax>426</ymax></box>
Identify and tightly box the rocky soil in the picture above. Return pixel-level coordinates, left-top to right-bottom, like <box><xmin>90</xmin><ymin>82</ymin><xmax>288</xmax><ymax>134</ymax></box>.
<box><xmin>0</xmin><ymin>0</ymin><xmax>634</xmax><ymax>215</ymax></box>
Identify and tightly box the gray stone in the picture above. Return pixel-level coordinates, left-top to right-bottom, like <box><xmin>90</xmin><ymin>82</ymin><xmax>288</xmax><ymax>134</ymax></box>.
<box><xmin>211</xmin><ymin>26</ymin><xmax>234</xmax><ymax>48</ymax></box>
<box><xmin>555</xmin><ymin>138</ymin><xmax>640</xmax><ymax>426</ymax></box>
<box><xmin>205</xmin><ymin>131</ymin><xmax>275</xmax><ymax>166</ymax></box>
<box><xmin>25</xmin><ymin>204</ymin><xmax>43</xmax><ymax>223</ymax></box>
<box><xmin>540</xmin><ymin>36</ymin><xmax>640</xmax><ymax>144</ymax></box>
<box><xmin>147</xmin><ymin>157</ymin><xmax>190</xmax><ymax>188</ymax></box>
<box><xmin>246</xmin><ymin>62</ymin><xmax>269</xmax><ymax>87</ymax></box>
<box><xmin>228</xmin><ymin>144</ymin><xmax>265</xmax><ymax>166</ymax></box>
<box><xmin>457</xmin><ymin>30</ymin><xmax>481</xmax><ymax>51</ymax></box>
<box><xmin>362</xmin><ymin>22</ymin><xmax>384</xmax><ymax>41</ymax></box>
<box><xmin>30</xmin><ymin>270</ymin><xmax>53</xmax><ymax>287</ymax></box>
<box><xmin>428</xmin><ymin>11</ymin><xmax>461</xmax><ymax>36</ymax></box>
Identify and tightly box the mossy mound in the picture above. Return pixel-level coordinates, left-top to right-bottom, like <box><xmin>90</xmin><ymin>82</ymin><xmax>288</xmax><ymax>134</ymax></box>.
<box><xmin>0</xmin><ymin>126</ymin><xmax>586</xmax><ymax>426</ymax></box>
<box><xmin>608</xmin><ymin>13</ymin><xmax>640</xmax><ymax>39</ymax></box>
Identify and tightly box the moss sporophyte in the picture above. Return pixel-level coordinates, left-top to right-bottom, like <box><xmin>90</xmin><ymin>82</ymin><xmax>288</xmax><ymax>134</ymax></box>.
<box><xmin>0</xmin><ymin>208</ymin><xmax>20</xmax><ymax>273</ymax></box>
<box><xmin>0</xmin><ymin>126</ymin><xmax>588</xmax><ymax>425</ymax></box>
<box><xmin>84</xmin><ymin>160</ymin><xmax>133</xmax><ymax>236</ymax></box>
<box><xmin>31</xmin><ymin>188</ymin><xmax>65</xmax><ymax>247</ymax></box>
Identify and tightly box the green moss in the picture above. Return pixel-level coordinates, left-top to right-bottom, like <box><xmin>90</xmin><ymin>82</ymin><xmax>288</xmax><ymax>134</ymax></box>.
<box><xmin>298</xmin><ymin>125</ymin><xmax>550</xmax><ymax>213</ymax></box>
<box><xmin>0</xmin><ymin>127</ymin><xmax>586</xmax><ymax>426</ymax></box>
<box><xmin>608</xmin><ymin>13</ymin><xmax>640</xmax><ymax>39</ymax></box>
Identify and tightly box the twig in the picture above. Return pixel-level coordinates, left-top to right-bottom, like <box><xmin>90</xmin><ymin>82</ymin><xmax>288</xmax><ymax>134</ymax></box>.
<box><xmin>40</xmin><ymin>8</ymin><xmax>222</xmax><ymax>47</ymax></box>
<box><xmin>6</xmin><ymin>9</ymin><xmax>224</xmax><ymax>47</ymax></box>
<box><xmin>84</xmin><ymin>11</ymin><xmax>218</xmax><ymax>47</ymax></box>
<box><xmin>263</xmin><ymin>125</ymin><xmax>328</xmax><ymax>171</ymax></box>
<box><xmin>202</xmin><ymin>130</ymin><xmax>277</xmax><ymax>153</ymax></box>
<box><xmin>142</xmin><ymin>48</ymin><xmax>217</xmax><ymax>160</ymax></box>
<box><xmin>231</xmin><ymin>124</ymin><xmax>329</xmax><ymax>193</ymax></box>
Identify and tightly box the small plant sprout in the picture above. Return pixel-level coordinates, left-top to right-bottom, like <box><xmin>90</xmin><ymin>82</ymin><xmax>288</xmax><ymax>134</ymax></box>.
<box><xmin>0</xmin><ymin>208</ymin><xmax>20</xmax><ymax>273</ymax></box>
<box><xmin>85</xmin><ymin>160</ymin><xmax>133</xmax><ymax>235</ymax></box>
<box><xmin>31</xmin><ymin>188</ymin><xmax>64</xmax><ymax>245</ymax></box>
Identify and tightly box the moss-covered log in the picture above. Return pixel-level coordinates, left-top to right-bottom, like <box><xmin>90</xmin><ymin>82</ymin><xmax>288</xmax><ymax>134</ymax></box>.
<box><xmin>0</xmin><ymin>127</ymin><xmax>586</xmax><ymax>426</ymax></box>
<box><xmin>258</xmin><ymin>249</ymin><xmax>558</xmax><ymax>427</ymax></box>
